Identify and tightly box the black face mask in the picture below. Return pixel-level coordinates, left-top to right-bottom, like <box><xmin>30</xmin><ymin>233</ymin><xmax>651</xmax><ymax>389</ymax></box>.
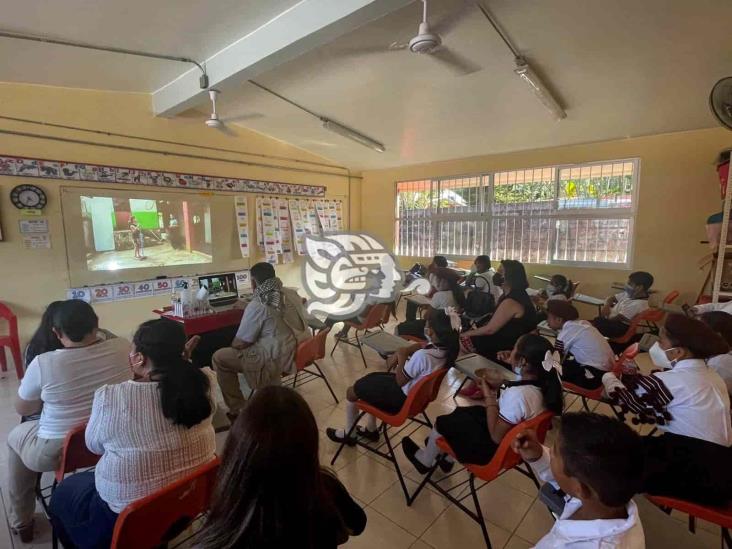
<box><xmin>493</xmin><ymin>273</ymin><xmax>505</xmax><ymax>286</ymax></box>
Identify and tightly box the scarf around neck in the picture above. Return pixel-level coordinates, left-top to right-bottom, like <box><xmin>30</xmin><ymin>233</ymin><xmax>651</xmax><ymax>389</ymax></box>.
<box><xmin>254</xmin><ymin>277</ymin><xmax>284</xmax><ymax>308</ymax></box>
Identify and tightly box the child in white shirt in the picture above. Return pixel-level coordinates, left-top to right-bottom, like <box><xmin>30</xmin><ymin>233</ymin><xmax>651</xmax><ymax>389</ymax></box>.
<box><xmin>547</xmin><ymin>301</ymin><xmax>615</xmax><ymax>390</ymax></box>
<box><xmin>513</xmin><ymin>412</ymin><xmax>645</xmax><ymax>549</ymax></box>
<box><xmin>698</xmin><ymin>311</ymin><xmax>732</xmax><ymax>398</ymax></box>
<box><xmin>593</xmin><ymin>271</ymin><xmax>653</xmax><ymax>339</ymax></box>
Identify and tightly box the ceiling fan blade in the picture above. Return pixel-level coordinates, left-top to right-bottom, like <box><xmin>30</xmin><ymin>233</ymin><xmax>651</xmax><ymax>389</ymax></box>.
<box><xmin>429</xmin><ymin>46</ymin><xmax>481</xmax><ymax>76</ymax></box>
<box><xmin>431</xmin><ymin>1</ymin><xmax>474</xmax><ymax>36</ymax></box>
<box><xmin>327</xmin><ymin>43</ymin><xmax>405</xmax><ymax>61</ymax></box>
<box><xmin>222</xmin><ymin>113</ymin><xmax>265</xmax><ymax>124</ymax></box>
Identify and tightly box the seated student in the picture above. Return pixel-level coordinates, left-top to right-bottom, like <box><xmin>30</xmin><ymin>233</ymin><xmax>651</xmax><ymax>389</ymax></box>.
<box><xmin>512</xmin><ymin>412</ymin><xmax>645</xmax><ymax>548</ymax></box>
<box><xmin>534</xmin><ymin>274</ymin><xmax>574</xmax><ymax>323</ymax></box>
<box><xmin>24</xmin><ymin>301</ymin><xmax>64</xmax><ymax>368</ymax></box>
<box><xmin>699</xmin><ymin>311</ymin><xmax>732</xmax><ymax>397</ymax></box>
<box><xmin>546</xmin><ymin>301</ymin><xmax>616</xmax><ymax>390</ymax></box>
<box><xmin>396</xmin><ymin>269</ymin><xmax>464</xmax><ymax>339</ymax></box>
<box><xmin>602</xmin><ymin>313</ymin><xmax>732</xmax><ymax>505</ymax></box>
<box><xmin>691</xmin><ymin>300</ymin><xmax>732</xmax><ymax>315</ymax></box>
<box><xmin>48</xmin><ymin>319</ymin><xmax>216</xmax><ymax>549</ymax></box>
<box><xmin>197</xmin><ymin>386</ymin><xmax>366</xmax><ymax>548</ymax></box>
<box><xmin>402</xmin><ymin>334</ymin><xmax>563</xmax><ymax>473</ymax></box>
<box><xmin>213</xmin><ymin>262</ymin><xmax>310</xmax><ymax>417</ymax></box>
<box><xmin>8</xmin><ymin>300</ymin><xmax>131</xmax><ymax>543</ymax></box>
<box><xmin>405</xmin><ymin>255</ymin><xmax>449</xmax><ymax>322</ymax></box>
<box><xmin>326</xmin><ymin>309</ymin><xmax>459</xmax><ymax>445</ymax></box>
<box><xmin>463</xmin><ymin>254</ymin><xmax>502</xmax><ymax>303</ymax></box>
<box><xmin>592</xmin><ymin>271</ymin><xmax>653</xmax><ymax>339</ymax></box>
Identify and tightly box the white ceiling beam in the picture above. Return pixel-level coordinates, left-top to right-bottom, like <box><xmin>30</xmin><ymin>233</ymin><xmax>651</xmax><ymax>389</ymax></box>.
<box><xmin>152</xmin><ymin>0</ymin><xmax>413</xmax><ymax>117</ymax></box>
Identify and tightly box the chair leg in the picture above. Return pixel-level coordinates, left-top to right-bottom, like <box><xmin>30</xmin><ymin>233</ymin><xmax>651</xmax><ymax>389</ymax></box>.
<box><xmin>354</xmin><ymin>332</ymin><xmax>367</xmax><ymax>369</ymax></box>
<box><xmin>722</xmin><ymin>526</ymin><xmax>731</xmax><ymax>549</ymax></box>
<box><xmin>453</xmin><ymin>376</ymin><xmax>469</xmax><ymax>400</ymax></box>
<box><xmin>469</xmin><ymin>474</ymin><xmax>492</xmax><ymax>549</ymax></box>
<box><xmin>581</xmin><ymin>397</ymin><xmax>591</xmax><ymax>412</ymax></box>
<box><xmin>330</xmin><ymin>333</ymin><xmax>343</xmax><ymax>357</ymax></box>
<box><xmin>330</xmin><ymin>412</ymin><xmax>364</xmax><ymax>466</ymax></box>
<box><xmin>688</xmin><ymin>514</ymin><xmax>696</xmax><ymax>534</ymax></box>
<box><xmin>382</xmin><ymin>425</ymin><xmax>410</xmax><ymax>504</ymax></box>
<box><xmin>407</xmin><ymin>460</ymin><xmax>440</xmax><ymax>506</ymax></box>
<box><xmin>292</xmin><ymin>371</ymin><xmax>300</xmax><ymax>389</ymax></box>
<box><xmin>10</xmin><ymin>342</ymin><xmax>23</xmax><ymax>379</ymax></box>
<box><xmin>421</xmin><ymin>412</ymin><xmax>433</xmax><ymax>428</ymax></box>
<box><xmin>313</xmin><ymin>362</ymin><xmax>339</xmax><ymax>404</ymax></box>
<box><xmin>0</xmin><ymin>347</ymin><xmax>7</xmax><ymax>373</ymax></box>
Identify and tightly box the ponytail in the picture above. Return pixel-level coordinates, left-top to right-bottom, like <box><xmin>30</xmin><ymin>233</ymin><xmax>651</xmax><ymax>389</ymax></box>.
<box><xmin>133</xmin><ymin>319</ymin><xmax>212</xmax><ymax>428</ymax></box>
<box><xmin>426</xmin><ymin>309</ymin><xmax>460</xmax><ymax>369</ymax></box>
<box><xmin>514</xmin><ymin>334</ymin><xmax>564</xmax><ymax>415</ymax></box>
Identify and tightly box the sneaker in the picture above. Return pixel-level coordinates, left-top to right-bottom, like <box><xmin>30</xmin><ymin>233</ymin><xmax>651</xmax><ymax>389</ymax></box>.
<box><xmin>12</xmin><ymin>522</ymin><xmax>34</xmax><ymax>543</ymax></box>
<box><xmin>401</xmin><ymin>436</ymin><xmax>431</xmax><ymax>475</ymax></box>
<box><xmin>326</xmin><ymin>427</ymin><xmax>356</xmax><ymax>446</ymax></box>
<box><xmin>437</xmin><ymin>455</ymin><xmax>455</xmax><ymax>473</ymax></box>
<box><xmin>356</xmin><ymin>426</ymin><xmax>379</xmax><ymax>442</ymax></box>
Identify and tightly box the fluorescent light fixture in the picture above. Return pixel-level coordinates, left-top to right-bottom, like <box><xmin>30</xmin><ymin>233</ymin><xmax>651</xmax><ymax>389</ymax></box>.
<box><xmin>321</xmin><ymin>118</ymin><xmax>386</xmax><ymax>153</ymax></box>
<box><xmin>514</xmin><ymin>59</ymin><xmax>567</xmax><ymax>121</ymax></box>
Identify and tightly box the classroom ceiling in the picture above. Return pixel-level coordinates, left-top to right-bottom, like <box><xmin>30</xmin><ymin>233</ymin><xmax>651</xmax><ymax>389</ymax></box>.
<box><xmin>1</xmin><ymin>0</ymin><xmax>732</xmax><ymax>170</ymax></box>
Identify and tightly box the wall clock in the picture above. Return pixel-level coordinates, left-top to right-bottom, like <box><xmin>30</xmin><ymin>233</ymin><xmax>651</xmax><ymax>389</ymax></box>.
<box><xmin>10</xmin><ymin>184</ymin><xmax>47</xmax><ymax>210</ymax></box>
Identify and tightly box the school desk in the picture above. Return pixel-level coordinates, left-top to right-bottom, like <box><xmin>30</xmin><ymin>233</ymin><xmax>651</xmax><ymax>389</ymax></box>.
<box><xmin>572</xmin><ymin>293</ymin><xmax>605</xmax><ymax>316</ymax></box>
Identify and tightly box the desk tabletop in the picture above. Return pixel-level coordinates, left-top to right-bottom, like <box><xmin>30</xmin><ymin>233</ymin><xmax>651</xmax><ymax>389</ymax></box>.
<box><xmin>533</xmin><ymin>274</ymin><xmax>553</xmax><ymax>283</ymax></box>
<box><xmin>362</xmin><ymin>331</ymin><xmax>415</xmax><ymax>355</ymax></box>
<box><xmin>454</xmin><ymin>353</ymin><xmax>518</xmax><ymax>382</ymax></box>
<box><xmin>573</xmin><ymin>293</ymin><xmax>605</xmax><ymax>306</ymax></box>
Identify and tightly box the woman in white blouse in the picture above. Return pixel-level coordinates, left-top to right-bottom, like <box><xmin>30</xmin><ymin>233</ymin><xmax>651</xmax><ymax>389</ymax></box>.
<box><xmin>49</xmin><ymin>319</ymin><xmax>217</xmax><ymax>548</ymax></box>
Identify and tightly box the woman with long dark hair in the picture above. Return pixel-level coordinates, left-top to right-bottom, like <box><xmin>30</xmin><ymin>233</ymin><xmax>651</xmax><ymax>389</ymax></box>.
<box><xmin>403</xmin><ymin>333</ymin><xmax>562</xmax><ymax>473</ymax></box>
<box><xmin>24</xmin><ymin>301</ymin><xmax>64</xmax><ymax>368</ymax></box>
<box><xmin>197</xmin><ymin>386</ymin><xmax>366</xmax><ymax>548</ymax></box>
<box><xmin>48</xmin><ymin>319</ymin><xmax>216</xmax><ymax>548</ymax></box>
<box><xmin>603</xmin><ymin>313</ymin><xmax>732</xmax><ymax>505</ymax></box>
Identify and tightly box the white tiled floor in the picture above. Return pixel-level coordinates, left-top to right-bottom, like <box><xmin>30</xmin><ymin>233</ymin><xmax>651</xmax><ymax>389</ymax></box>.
<box><xmin>0</xmin><ymin>304</ymin><xmax>725</xmax><ymax>548</ymax></box>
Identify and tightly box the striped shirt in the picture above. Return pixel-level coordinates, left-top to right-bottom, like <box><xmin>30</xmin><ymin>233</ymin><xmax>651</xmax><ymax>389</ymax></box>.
<box><xmin>86</xmin><ymin>368</ymin><xmax>217</xmax><ymax>513</ymax></box>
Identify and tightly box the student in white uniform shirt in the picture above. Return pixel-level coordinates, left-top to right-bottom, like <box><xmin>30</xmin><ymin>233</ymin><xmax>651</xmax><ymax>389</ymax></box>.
<box><xmin>593</xmin><ymin>271</ymin><xmax>653</xmax><ymax>339</ymax></box>
<box><xmin>699</xmin><ymin>311</ymin><xmax>732</xmax><ymax>397</ymax></box>
<box><xmin>535</xmin><ymin>274</ymin><xmax>575</xmax><ymax>323</ymax></box>
<box><xmin>401</xmin><ymin>334</ymin><xmax>563</xmax><ymax>474</ymax></box>
<box><xmin>396</xmin><ymin>270</ymin><xmax>464</xmax><ymax>339</ymax></box>
<box><xmin>691</xmin><ymin>300</ymin><xmax>732</xmax><ymax>315</ymax></box>
<box><xmin>546</xmin><ymin>301</ymin><xmax>616</xmax><ymax>390</ymax></box>
<box><xmin>602</xmin><ymin>314</ymin><xmax>732</xmax><ymax>505</ymax></box>
<box><xmin>464</xmin><ymin>254</ymin><xmax>503</xmax><ymax>303</ymax></box>
<box><xmin>327</xmin><ymin>309</ymin><xmax>459</xmax><ymax>445</ymax></box>
<box><xmin>512</xmin><ymin>412</ymin><xmax>645</xmax><ymax>549</ymax></box>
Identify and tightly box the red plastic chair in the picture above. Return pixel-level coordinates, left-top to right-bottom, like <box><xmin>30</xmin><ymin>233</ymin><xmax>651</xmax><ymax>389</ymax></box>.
<box><xmin>0</xmin><ymin>302</ymin><xmax>24</xmax><ymax>379</ymax></box>
<box><xmin>610</xmin><ymin>308</ymin><xmax>663</xmax><ymax>345</ymax></box>
<box><xmin>646</xmin><ymin>494</ymin><xmax>732</xmax><ymax>548</ymax></box>
<box><xmin>330</xmin><ymin>303</ymin><xmax>390</xmax><ymax>368</ymax></box>
<box><xmin>662</xmin><ymin>291</ymin><xmax>680</xmax><ymax>305</ymax></box>
<box><xmin>410</xmin><ymin>411</ymin><xmax>555</xmax><ymax>549</ymax></box>
<box><xmin>561</xmin><ymin>342</ymin><xmax>639</xmax><ymax>412</ymax></box>
<box><xmin>330</xmin><ymin>367</ymin><xmax>449</xmax><ymax>502</ymax></box>
<box><xmin>285</xmin><ymin>327</ymin><xmax>338</xmax><ymax>404</ymax></box>
<box><xmin>110</xmin><ymin>458</ymin><xmax>220</xmax><ymax>549</ymax></box>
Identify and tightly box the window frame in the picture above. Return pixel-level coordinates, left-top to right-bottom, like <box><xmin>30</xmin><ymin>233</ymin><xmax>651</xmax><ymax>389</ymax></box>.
<box><xmin>393</xmin><ymin>158</ymin><xmax>640</xmax><ymax>269</ymax></box>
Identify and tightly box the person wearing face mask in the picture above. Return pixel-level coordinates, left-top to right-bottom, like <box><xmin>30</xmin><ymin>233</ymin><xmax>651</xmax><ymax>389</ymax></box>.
<box><xmin>396</xmin><ymin>269</ymin><xmax>465</xmax><ymax>339</ymax></box>
<box><xmin>327</xmin><ymin>309</ymin><xmax>459</xmax><ymax>446</ymax></box>
<box><xmin>602</xmin><ymin>313</ymin><xmax>732</xmax><ymax>505</ymax></box>
<box><xmin>534</xmin><ymin>274</ymin><xmax>574</xmax><ymax>323</ymax></box>
<box><xmin>48</xmin><ymin>319</ymin><xmax>217</xmax><ymax>549</ymax></box>
<box><xmin>402</xmin><ymin>334</ymin><xmax>563</xmax><ymax>474</ymax></box>
<box><xmin>592</xmin><ymin>271</ymin><xmax>654</xmax><ymax>339</ymax></box>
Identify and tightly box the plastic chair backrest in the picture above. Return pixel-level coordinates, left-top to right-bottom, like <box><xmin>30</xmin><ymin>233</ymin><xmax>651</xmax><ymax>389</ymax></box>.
<box><xmin>295</xmin><ymin>327</ymin><xmax>331</xmax><ymax>371</ymax></box>
<box><xmin>452</xmin><ymin>411</ymin><xmax>554</xmax><ymax>481</ymax></box>
<box><xmin>611</xmin><ymin>342</ymin><xmax>640</xmax><ymax>375</ymax></box>
<box><xmin>662</xmin><ymin>291</ymin><xmax>680</xmax><ymax>305</ymax></box>
<box><xmin>56</xmin><ymin>423</ymin><xmax>100</xmax><ymax>483</ymax></box>
<box><xmin>110</xmin><ymin>458</ymin><xmax>220</xmax><ymax>549</ymax></box>
<box><xmin>0</xmin><ymin>302</ymin><xmax>18</xmax><ymax>337</ymax></box>
<box><xmin>355</xmin><ymin>303</ymin><xmax>389</xmax><ymax>330</ymax></box>
<box><xmin>645</xmin><ymin>494</ymin><xmax>732</xmax><ymax>529</ymax></box>
<box><xmin>570</xmin><ymin>281</ymin><xmax>580</xmax><ymax>298</ymax></box>
<box><xmin>400</xmin><ymin>367</ymin><xmax>448</xmax><ymax>418</ymax></box>
<box><xmin>612</xmin><ymin>308</ymin><xmax>663</xmax><ymax>344</ymax></box>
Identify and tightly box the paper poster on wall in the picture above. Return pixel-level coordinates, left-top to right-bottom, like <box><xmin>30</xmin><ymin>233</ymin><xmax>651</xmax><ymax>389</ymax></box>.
<box><xmin>19</xmin><ymin>218</ymin><xmax>48</xmax><ymax>233</ymax></box>
<box><xmin>276</xmin><ymin>199</ymin><xmax>295</xmax><ymax>263</ymax></box>
<box><xmin>133</xmin><ymin>280</ymin><xmax>154</xmax><ymax>297</ymax></box>
<box><xmin>255</xmin><ymin>197</ymin><xmax>264</xmax><ymax>248</ymax></box>
<box><xmin>260</xmin><ymin>198</ymin><xmax>279</xmax><ymax>264</ymax></box>
<box><xmin>327</xmin><ymin>201</ymin><xmax>338</xmax><ymax>232</ymax></box>
<box><xmin>315</xmin><ymin>201</ymin><xmax>329</xmax><ymax>232</ymax></box>
<box><xmin>113</xmin><ymin>283</ymin><xmax>134</xmax><ymax>300</ymax></box>
<box><xmin>234</xmin><ymin>196</ymin><xmax>250</xmax><ymax>258</ymax></box>
<box><xmin>154</xmin><ymin>279</ymin><xmax>173</xmax><ymax>295</ymax></box>
<box><xmin>288</xmin><ymin>199</ymin><xmax>307</xmax><ymax>254</ymax></box>
<box><xmin>91</xmin><ymin>285</ymin><xmax>115</xmax><ymax>303</ymax></box>
<box><xmin>335</xmin><ymin>201</ymin><xmax>344</xmax><ymax>231</ymax></box>
<box><xmin>66</xmin><ymin>287</ymin><xmax>91</xmax><ymax>302</ymax></box>
<box><xmin>235</xmin><ymin>270</ymin><xmax>252</xmax><ymax>292</ymax></box>
<box><xmin>22</xmin><ymin>234</ymin><xmax>51</xmax><ymax>249</ymax></box>
<box><xmin>272</xmin><ymin>199</ymin><xmax>283</xmax><ymax>255</ymax></box>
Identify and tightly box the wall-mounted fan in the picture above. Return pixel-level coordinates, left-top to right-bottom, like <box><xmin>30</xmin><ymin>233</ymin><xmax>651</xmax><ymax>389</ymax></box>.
<box><xmin>710</xmin><ymin>77</ymin><xmax>732</xmax><ymax>130</ymax></box>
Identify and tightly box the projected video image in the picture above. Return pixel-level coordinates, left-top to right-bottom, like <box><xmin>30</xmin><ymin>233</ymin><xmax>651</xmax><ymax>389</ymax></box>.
<box><xmin>82</xmin><ymin>196</ymin><xmax>212</xmax><ymax>271</ymax></box>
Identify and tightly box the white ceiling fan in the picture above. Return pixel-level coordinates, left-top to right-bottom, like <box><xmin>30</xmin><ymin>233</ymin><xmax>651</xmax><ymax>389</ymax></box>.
<box><xmin>203</xmin><ymin>89</ymin><xmax>264</xmax><ymax>134</ymax></box>
<box><xmin>344</xmin><ymin>0</ymin><xmax>480</xmax><ymax>76</ymax></box>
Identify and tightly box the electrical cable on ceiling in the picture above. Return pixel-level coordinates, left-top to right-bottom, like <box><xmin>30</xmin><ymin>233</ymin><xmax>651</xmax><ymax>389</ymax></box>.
<box><xmin>0</xmin><ymin>114</ymin><xmax>353</xmax><ymax>173</ymax></box>
<box><xmin>473</xmin><ymin>1</ymin><xmax>520</xmax><ymax>60</ymax></box>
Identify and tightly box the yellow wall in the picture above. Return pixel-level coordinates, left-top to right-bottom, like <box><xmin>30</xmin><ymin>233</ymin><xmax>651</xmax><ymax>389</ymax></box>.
<box><xmin>0</xmin><ymin>82</ymin><xmax>354</xmax><ymax>345</ymax></box>
<box><xmin>361</xmin><ymin>128</ymin><xmax>732</xmax><ymax>316</ymax></box>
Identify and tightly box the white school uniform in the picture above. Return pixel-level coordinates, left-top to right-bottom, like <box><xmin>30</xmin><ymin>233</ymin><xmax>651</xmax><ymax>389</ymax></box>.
<box><xmin>610</xmin><ymin>293</ymin><xmax>648</xmax><ymax>320</ymax></box>
<box><xmin>474</xmin><ymin>269</ymin><xmax>503</xmax><ymax>302</ymax></box>
<box><xmin>530</xmin><ymin>446</ymin><xmax>645</xmax><ymax>549</ymax></box>
<box><xmin>401</xmin><ymin>347</ymin><xmax>447</xmax><ymax>394</ymax></box>
<box><xmin>557</xmin><ymin>320</ymin><xmax>615</xmax><ymax>371</ymax></box>
<box><xmin>430</xmin><ymin>290</ymin><xmax>457</xmax><ymax>311</ymax></box>
<box><xmin>498</xmin><ymin>384</ymin><xmax>545</xmax><ymax>425</ymax></box>
<box><xmin>693</xmin><ymin>301</ymin><xmax>732</xmax><ymax>315</ymax></box>
<box><xmin>707</xmin><ymin>352</ymin><xmax>732</xmax><ymax>397</ymax></box>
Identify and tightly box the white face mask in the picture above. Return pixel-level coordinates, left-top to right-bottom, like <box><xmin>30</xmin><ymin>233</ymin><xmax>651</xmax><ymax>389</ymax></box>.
<box><xmin>423</xmin><ymin>328</ymin><xmax>432</xmax><ymax>343</ymax></box>
<box><xmin>546</xmin><ymin>284</ymin><xmax>557</xmax><ymax>296</ymax></box>
<box><xmin>649</xmin><ymin>342</ymin><xmax>677</xmax><ymax>369</ymax></box>
<box><xmin>512</xmin><ymin>359</ymin><xmax>524</xmax><ymax>378</ymax></box>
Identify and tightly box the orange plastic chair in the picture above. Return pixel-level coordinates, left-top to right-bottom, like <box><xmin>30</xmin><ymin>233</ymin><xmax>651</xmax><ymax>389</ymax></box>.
<box><xmin>46</xmin><ymin>424</ymin><xmax>102</xmax><ymax>548</ymax></box>
<box><xmin>561</xmin><ymin>342</ymin><xmax>639</xmax><ymax>412</ymax></box>
<box><xmin>662</xmin><ymin>290</ymin><xmax>680</xmax><ymax>305</ymax></box>
<box><xmin>0</xmin><ymin>302</ymin><xmax>24</xmax><ymax>379</ymax></box>
<box><xmin>110</xmin><ymin>458</ymin><xmax>220</xmax><ymax>549</ymax></box>
<box><xmin>610</xmin><ymin>308</ymin><xmax>663</xmax><ymax>345</ymax></box>
<box><xmin>285</xmin><ymin>327</ymin><xmax>338</xmax><ymax>404</ymax></box>
<box><xmin>330</xmin><ymin>367</ymin><xmax>449</xmax><ymax>502</ymax></box>
<box><xmin>646</xmin><ymin>494</ymin><xmax>732</xmax><ymax>547</ymax></box>
<box><xmin>570</xmin><ymin>281</ymin><xmax>581</xmax><ymax>298</ymax></box>
<box><xmin>410</xmin><ymin>411</ymin><xmax>555</xmax><ymax>548</ymax></box>
<box><xmin>330</xmin><ymin>303</ymin><xmax>390</xmax><ymax>368</ymax></box>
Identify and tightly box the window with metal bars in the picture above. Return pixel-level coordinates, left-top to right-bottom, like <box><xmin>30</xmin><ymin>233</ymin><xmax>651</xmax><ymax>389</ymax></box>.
<box><xmin>394</xmin><ymin>159</ymin><xmax>638</xmax><ymax>267</ymax></box>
